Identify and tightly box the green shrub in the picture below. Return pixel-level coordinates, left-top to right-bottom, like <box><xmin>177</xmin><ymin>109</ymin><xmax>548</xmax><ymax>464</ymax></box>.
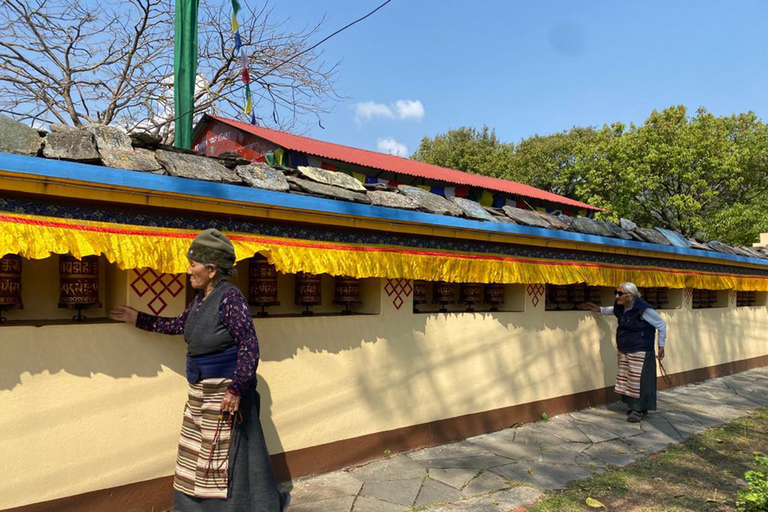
<box><xmin>737</xmin><ymin>456</ymin><xmax>768</xmax><ymax>512</ymax></box>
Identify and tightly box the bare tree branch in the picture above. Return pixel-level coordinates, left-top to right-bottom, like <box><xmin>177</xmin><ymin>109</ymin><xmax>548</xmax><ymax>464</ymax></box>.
<box><xmin>0</xmin><ymin>0</ymin><xmax>341</xmax><ymax>140</ymax></box>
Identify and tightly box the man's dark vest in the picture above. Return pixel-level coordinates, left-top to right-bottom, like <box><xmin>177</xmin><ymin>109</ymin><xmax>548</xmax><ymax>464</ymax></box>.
<box><xmin>613</xmin><ymin>297</ymin><xmax>656</xmax><ymax>353</ymax></box>
<box><xmin>184</xmin><ymin>280</ymin><xmax>237</xmax><ymax>356</ymax></box>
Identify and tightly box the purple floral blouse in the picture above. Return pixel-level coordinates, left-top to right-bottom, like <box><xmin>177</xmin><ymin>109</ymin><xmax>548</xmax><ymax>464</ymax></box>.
<box><xmin>136</xmin><ymin>287</ymin><xmax>259</xmax><ymax>396</ymax></box>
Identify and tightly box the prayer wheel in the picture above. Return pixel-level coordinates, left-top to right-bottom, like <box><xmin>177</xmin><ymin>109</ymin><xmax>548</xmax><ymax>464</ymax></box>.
<box><xmin>708</xmin><ymin>290</ymin><xmax>718</xmax><ymax>307</ymax></box>
<box><xmin>295</xmin><ymin>272</ymin><xmax>321</xmax><ymax>315</ymax></box>
<box><xmin>432</xmin><ymin>281</ymin><xmax>455</xmax><ymax>313</ymax></box>
<box><xmin>587</xmin><ymin>286</ymin><xmax>602</xmax><ymax>305</ymax></box>
<box><xmin>58</xmin><ymin>255</ymin><xmax>101</xmax><ymax>321</ymax></box>
<box><xmin>568</xmin><ymin>284</ymin><xmax>586</xmax><ymax>304</ymax></box>
<box><xmin>248</xmin><ymin>255</ymin><xmax>279</xmax><ymax>317</ymax></box>
<box><xmin>656</xmin><ymin>288</ymin><xmax>669</xmax><ymax>306</ymax></box>
<box><xmin>0</xmin><ymin>255</ymin><xmax>23</xmax><ymax>323</ymax></box>
<box><xmin>413</xmin><ymin>280</ymin><xmax>427</xmax><ymax>312</ymax></box>
<box><xmin>459</xmin><ymin>283</ymin><xmax>483</xmax><ymax>312</ymax></box>
<box><xmin>484</xmin><ymin>283</ymin><xmax>505</xmax><ymax>312</ymax></box>
<box><xmin>547</xmin><ymin>285</ymin><xmax>572</xmax><ymax>310</ymax></box>
<box><xmin>333</xmin><ymin>276</ymin><xmax>362</xmax><ymax>314</ymax></box>
<box><xmin>644</xmin><ymin>287</ymin><xmax>658</xmax><ymax>308</ymax></box>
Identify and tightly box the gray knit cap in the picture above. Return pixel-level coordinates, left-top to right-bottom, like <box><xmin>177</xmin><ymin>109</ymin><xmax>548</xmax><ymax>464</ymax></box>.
<box><xmin>187</xmin><ymin>228</ymin><xmax>236</xmax><ymax>270</ymax></box>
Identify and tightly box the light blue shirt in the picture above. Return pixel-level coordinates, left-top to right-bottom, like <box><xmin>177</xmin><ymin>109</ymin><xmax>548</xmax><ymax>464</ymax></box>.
<box><xmin>599</xmin><ymin>305</ymin><xmax>667</xmax><ymax>347</ymax></box>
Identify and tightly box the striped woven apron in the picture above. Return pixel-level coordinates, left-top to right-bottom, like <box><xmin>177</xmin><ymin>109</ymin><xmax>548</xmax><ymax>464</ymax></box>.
<box><xmin>614</xmin><ymin>351</ymin><xmax>645</xmax><ymax>399</ymax></box>
<box><xmin>173</xmin><ymin>378</ymin><xmax>235</xmax><ymax>499</ymax></box>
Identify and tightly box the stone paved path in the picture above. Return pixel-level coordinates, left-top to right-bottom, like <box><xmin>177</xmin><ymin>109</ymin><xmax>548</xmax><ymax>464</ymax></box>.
<box><xmin>280</xmin><ymin>366</ymin><xmax>768</xmax><ymax>512</ymax></box>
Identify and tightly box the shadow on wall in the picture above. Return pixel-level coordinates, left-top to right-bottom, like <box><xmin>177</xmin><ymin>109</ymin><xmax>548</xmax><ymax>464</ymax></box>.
<box><xmin>0</xmin><ymin>324</ymin><xmax>187</xmax><ymax>391</ymax></box>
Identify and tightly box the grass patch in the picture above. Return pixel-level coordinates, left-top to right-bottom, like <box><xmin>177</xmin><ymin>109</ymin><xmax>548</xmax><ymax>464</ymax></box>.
<box><xmin>527</xmin><ymin>407</ymin><xmax>768</xmax><ymax>512</ymax></box>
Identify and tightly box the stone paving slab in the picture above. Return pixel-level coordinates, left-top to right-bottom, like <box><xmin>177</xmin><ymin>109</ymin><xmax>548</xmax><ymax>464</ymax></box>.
<box><xmin>288</xmin><ymin>496</ymin><xmax>355</xmax><ymax>512</ymax></box>
<box><xmin>285</xmin><ymin>367</ymin><xmax>768</xmax><ymax>512</ymax></box>
<box><xmin>359</xmin><ymin>479</ymin><xmax>422</xmax><ymax>507</ymax></box>
<box><xmin>414</xmin><ymin>478</ymin><xmax>462</xmax><ymax>507</ymax></box>
<box><xmin>349</xmin><ymin>455</ymin><xmax>426</xmax><ymax>482</ymax></box>
<box><xmin>428</xmin><ymin>468</ymin><xmax>480</xmax><ymax>490</ymax></box>
<box><xmin>427</xmin><ymin>487</ymin><xmax>543</xmax><ymax>512</ymax></box>
<box><xmin>281</xmin><ymin>470</ymin><xmax>362</xmax><ymax>505</ymax></box>
<box><xmin>352</xmin><ymin>496</ymin><xmax>409</xmax><ymax>512</ymax></box>
<box><xmin>462</xmin><ymin>471</ymin><xmax>509</xmax><ymax>496</ymax></box>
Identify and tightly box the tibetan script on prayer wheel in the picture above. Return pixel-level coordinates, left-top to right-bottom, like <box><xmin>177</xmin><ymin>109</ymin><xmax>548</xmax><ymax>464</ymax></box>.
<box><xmin>459</xmin><ymin>283</ymin><xmax>483</xmax><ymax>311</ymax></box>
<box><xmin>333</xmin><ymin>276</ymin><xmax>362</xmax><ymax>314</ymax></box>
<box><xmin>484</xmin><ymin>284</ymin><xmax>505</xmax><ymax>311</ymax></box>
<box><xmin>58</xmin><ymin>255</ymin><xmax>101</xmax><ymax>316</ymax></box>
<box><xmin>295</xmin><ymin>272</ymin><xmax>321</xmax><ymax>314</ymax></box>
<box><xmin>248</xmin><ymin>255</ymin><xmax>279</xmax><ymax>316</ymax></box>
<box><xmin>0</xmin><ymin>255</ymin><xmax>23</xmax><ymax>322</ymax></box>
<box><xmin>413</xmin><ymin>280</ymin><xmax>427</xmax><ymax>305</ymax></box>
<box><xmin>432</xmin><ymin>281</ymin><xmax>454</xmax><ymax>312</ymax></box>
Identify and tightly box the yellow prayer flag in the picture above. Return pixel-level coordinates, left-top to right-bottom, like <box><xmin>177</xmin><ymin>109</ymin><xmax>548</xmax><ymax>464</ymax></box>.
<box><xmin>352</xmin><ymin>172</ymin><xmax>366</xmax><ymax>183</ymax></box>
<box><xmin>244</xmin><ymin>96</ymin><xmax>252</xmax><ymax>115</ymax></box>
<box><xmin>478</xmin><ymin>190</ymin><xmax>494</xmax><ymax>206</ymax></box>
<box><xmin>274</xmin><ymin>148</ymin><xmax>286</xmax><ymax>166</ymax></box>
<box><xmin>417</xmin><ymin>185</ymin><xmax>431</xmax><ymax>192</ymax></box>
<box><xmin>231</xmin><ymin>14</ymin><xmax>239</xmax><ymax>33</ymax></box>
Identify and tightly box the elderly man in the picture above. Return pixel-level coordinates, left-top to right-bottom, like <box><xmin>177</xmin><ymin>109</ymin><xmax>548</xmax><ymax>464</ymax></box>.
<box><xmin>582</xmin><ymin>282</ymin><xmax>667</xmax><ymax>423</ymax></box>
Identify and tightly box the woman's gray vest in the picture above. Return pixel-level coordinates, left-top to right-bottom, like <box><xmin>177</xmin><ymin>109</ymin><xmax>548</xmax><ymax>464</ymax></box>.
<box><xmin>184</xmin><ymin>280</ymin><xmax>237</xmax><ymax>356</ymax></box>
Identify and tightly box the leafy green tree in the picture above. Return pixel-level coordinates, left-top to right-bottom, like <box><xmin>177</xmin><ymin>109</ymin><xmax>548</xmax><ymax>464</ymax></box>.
<box><xmin>414</xmin><ymin>106</ymin><xmax>768</xmax><ymax>245</ymax></box>
<box><xmin>579</xmin><ymin>106</ymin><xmax>768</xmax><ymax>242</ymax></box>
<box><xmin>411</xmin><ymin>126</ymin><xmax>515</xmax><ymax>178</ymax></box>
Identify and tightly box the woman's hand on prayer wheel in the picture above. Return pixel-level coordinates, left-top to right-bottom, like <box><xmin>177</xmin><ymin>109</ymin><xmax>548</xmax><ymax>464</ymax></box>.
<box><xmin>110</xmin><ymin>305</ymin><xmax>139</xmax><ymax>324</ymax></box>
<box><xmin>580</xmin><ymin>302</ymin><xmax>600</xmax><ymax>313</ymax></box>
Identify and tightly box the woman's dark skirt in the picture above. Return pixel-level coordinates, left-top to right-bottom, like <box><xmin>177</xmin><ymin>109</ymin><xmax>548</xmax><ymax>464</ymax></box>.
<box><xmin>174</xmin><ymin>387</ymin><xmax>282</xmax><ymax>512</ymax></box>
<box><xmin>621</xmin><ymin>349</ymin><xmax>657</xmax><ymax>413</ymax></box>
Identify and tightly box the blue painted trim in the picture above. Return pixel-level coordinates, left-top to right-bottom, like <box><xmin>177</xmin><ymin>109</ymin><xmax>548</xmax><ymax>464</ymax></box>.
<box><xmin>1</xmin><ymin>152</ymin><xmax>766</xmax><ymax>268</ymax></box>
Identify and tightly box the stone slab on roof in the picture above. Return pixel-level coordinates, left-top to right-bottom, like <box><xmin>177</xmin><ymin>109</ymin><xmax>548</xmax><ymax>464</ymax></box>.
<box><xmin>502</xmin><ymin>206</ymin><xmax>551</xmax><ymax>229</ymax></box>
<box><xmin>399</xmin><ymin>185</ymin><xmax>462</xmax><ymax>216</ymax></box>
<box><xmin>156</xmin><ymin>149</ymin><xmax>242</xmax><ymax>184</ymax></box>
<box><xmin>0</xmin><ymin>115</ymin><xmax>42</xmax><ymax>156</ymax></box>
<box><xmin>452</xmin><ymin>197</ymin><xmax>496</xmax><ymax>221</ymax></box>
<box><xmin>298</xmin><ymin>165</ymin><xmax>367</xmax><ymax>192</ymax></box>
<box><xmin>571</xmin><ymin>216</ymin><xmax>611</xmax><ymax>237</ymax></box>
<box><xmin>288</xmin><ymin>176</ymin><xmax>371</xmax><ymax>204</ymax></box>
<box><xmin>99</xmin><ymin>148</ymin><xmax>162</xmax><ymax>172</ymax></box>
<box><xmin>235</xmin><ymin>163</ymin><xmax>290</xmax><ymax>192</ymax></box>
<box><xmin>43</xmin><ymin>130</ymin><xmax>100</xmax><ymax>162</ymax></box>
<box><xmin>369</xmin><ymin>190</ymin><xmax>419</xmax><ymax>210</ymax></box>
<box><xmin>635</xmin><ymin>227</ymin><xmax>672</xmax><ymax>246</ymax></box>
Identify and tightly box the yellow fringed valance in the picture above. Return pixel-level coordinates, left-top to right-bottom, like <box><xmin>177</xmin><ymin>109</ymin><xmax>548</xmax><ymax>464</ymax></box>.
<box><xmin>2</xmin><ymin>212</ymin><xmax>768</xmax><ymax>291</ymax></box>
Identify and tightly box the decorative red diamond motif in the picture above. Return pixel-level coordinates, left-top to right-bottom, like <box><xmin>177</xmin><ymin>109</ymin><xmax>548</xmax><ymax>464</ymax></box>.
<box><xmin>130</xmin><ymin>269</ymin><xmax>185</xmax><ymax>315</ymax></box>
<box><xmin>385</xmin><ymin>278</ymin><xmax>412</xmax><ymax>310</ymax></box>
<box><xmin>527</xmin><ymin>283</ymin><xmax>545</xmax><ymax>308</ymax></box>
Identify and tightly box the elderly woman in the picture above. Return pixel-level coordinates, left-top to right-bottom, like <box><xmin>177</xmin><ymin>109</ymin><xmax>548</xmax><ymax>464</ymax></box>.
<box><xmin>582</xmin><ymin>282</ymin><xmax>667</xmax><ymax>423</ymax></box>
<box><xmin>110</xmin><ymin>229</ymin><xmax>287</xmax><ymax>512</ymax></box>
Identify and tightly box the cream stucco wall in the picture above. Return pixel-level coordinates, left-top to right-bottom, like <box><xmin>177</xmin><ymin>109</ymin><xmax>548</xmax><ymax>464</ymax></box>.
<box><xmin>1</xmin><ymin>269</ymin><xmax>767</xmax><ymax>509</ymax></box>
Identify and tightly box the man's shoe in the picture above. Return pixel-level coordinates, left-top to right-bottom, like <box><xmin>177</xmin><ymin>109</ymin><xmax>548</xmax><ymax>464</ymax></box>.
<box><xmin>627</xmin><ymin>410</ymin><xmax>642</xmax><ymax>423</ymax></box>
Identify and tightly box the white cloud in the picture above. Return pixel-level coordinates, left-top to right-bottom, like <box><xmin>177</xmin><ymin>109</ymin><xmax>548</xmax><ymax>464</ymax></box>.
<box><xmin>394</xmin><ymin>100</ymin><xmax>424</xmax><ymax>121</ymax></box>
<box><xmin>355</xmin><ymin>99</ymin><xmax>425</xmax><ymax>123</ymax></box>
<box><xmin>355</xmin><ymin>101</ymin><xmax>394</xmax><ymax>122</ymax></box>
<box><xmin>377</xmin><ymin>137</ymin><xmax>409</xmax><ymax>157</ymax></box>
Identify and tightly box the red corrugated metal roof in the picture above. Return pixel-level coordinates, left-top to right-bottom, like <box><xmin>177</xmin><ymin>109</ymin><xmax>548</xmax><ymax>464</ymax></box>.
<box><xmin>208</xmin><ymin>116</ymin><xmax>600</xmax><ymax>211</ymax></box>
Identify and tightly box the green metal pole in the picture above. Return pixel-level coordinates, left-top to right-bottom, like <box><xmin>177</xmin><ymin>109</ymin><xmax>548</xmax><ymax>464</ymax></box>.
<box><xmin>173</xmin><ymin>0</ymin><xmax>199</xmax><ymax>149</ymax></box>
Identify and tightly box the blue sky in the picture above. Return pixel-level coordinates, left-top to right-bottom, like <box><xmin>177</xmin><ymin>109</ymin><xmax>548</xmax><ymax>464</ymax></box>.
<box><xmin>259</xmin><ymin>1</ymin><xmax>768</xmax><ymax>157</ymax></box>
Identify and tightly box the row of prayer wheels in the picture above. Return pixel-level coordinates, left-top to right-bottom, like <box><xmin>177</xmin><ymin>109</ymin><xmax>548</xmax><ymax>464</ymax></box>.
<box><xmin>638</xmin><ymin>287</ymin><xmax>670</xmax><ymax>309</ymax></box>
<box><xmin>692</xmin><ymin>289</ymin><xmax>719</xmax><ymax>309</ymax></box>
<box><xmin>736</xmin><ymin>290</ymin><xmax>757</xmax><ymax>307</ymax></box>
<box><xmin>413</xmin><ymin>280</ymin><xmax>505</xmax><ymax>313</ymax></box>
<box><xmin>0</xmin><ymin>254</ymin><xmax>101</xmax><ymax>323</ymax></box>
<box><xmin>249</xmin><ymin>255</ymin><xmax>361</xmax><ymax>316</ymax></box>
<box><xmin>546</xmin><ymin>284</ymin><xmax>602</xmax><ymax>310</ymax></box>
